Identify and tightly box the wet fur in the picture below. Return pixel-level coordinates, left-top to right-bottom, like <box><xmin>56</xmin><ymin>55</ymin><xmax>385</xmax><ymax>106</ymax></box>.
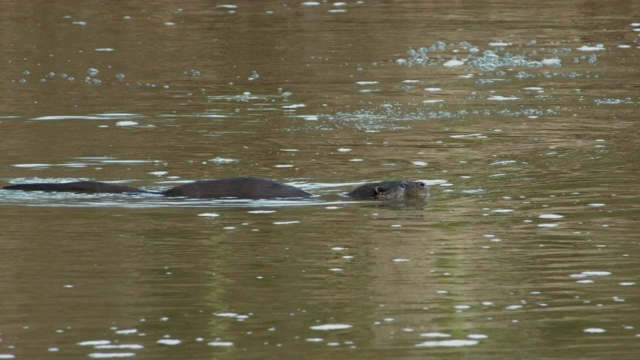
<box><xmin>346</xmin><ymin>180</ymin><xmax>427</xmax><ymax>200</ymax></box>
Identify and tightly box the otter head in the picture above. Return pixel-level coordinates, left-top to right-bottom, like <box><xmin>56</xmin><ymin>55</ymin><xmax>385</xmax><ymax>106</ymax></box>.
<box><xmin>373</xmin><ymin>180</ymin><xmax>428</xmax><ymax>200</ymax></box>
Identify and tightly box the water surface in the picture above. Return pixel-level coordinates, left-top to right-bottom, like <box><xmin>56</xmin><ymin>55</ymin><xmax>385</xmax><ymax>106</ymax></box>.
<box><xmin>1</xmin><ymin>1</ymin><xmax>639</xmax><ymax>359</ymax></box>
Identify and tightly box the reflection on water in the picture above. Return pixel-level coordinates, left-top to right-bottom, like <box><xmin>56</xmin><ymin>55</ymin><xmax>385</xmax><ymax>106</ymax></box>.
<box><xmin>1</xmin><ymin>1</ymin><xmax>639</xmax><ymax>359</ymax></box>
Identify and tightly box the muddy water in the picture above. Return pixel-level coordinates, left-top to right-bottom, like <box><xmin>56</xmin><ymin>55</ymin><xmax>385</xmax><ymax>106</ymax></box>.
<box><xmin>1</xmin><ymin>1</ymin><xmax>639</xmax><ymax>359</ymax></box>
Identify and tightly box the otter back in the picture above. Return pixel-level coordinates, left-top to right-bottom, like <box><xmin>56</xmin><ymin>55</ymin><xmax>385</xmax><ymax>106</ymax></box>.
<box><xmin>1</xmin><ymin>181</ymin><xmax>147</xmax><ymax>194</ymax></box>
<box><xmin>162</xmin><ymin>177</ymin><xmax>312</xmax><ymax>199</ymax></box>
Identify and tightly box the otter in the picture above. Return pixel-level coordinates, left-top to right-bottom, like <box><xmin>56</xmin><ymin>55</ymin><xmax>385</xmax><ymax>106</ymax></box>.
<box><xmin>2</xmin><ymin>177</ymin><xmax>427</xmax><ymax>200</ymax></box>
<box><xmin>346</xmin><ymin>180</ymin><xmax>428</xmax><ymax>200</ymax></box>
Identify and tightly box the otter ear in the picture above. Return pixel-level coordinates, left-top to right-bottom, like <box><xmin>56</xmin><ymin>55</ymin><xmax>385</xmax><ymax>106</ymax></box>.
<box><xmin>374</xmin><ymin>186</ymin><xmax>385</xmax><ymax>196</ymax></box>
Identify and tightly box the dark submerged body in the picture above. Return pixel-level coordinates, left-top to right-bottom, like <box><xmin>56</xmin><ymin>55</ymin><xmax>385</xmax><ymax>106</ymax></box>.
<box><xmin>2</xmin><ymin>177</ymin><xmax>427</xmax><ymax>200</ymax></box>
<box><xmin>1</xmin><ymin>181</ymin><xmax>147</xmax><ymax>194</ymax></box>
<box><xmin>163</xmin><ymin>177</ymin><xmax>312</xmax><ymax>199</ymax></box>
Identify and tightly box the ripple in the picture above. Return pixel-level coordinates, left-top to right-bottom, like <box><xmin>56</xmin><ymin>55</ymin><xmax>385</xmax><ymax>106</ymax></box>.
<box><xmin>584</xmin><ymin>328</ymin><xmax>606</xmax><ymax>334</ymax></box>
<box><xmin>78</xmin><ymin>340</ymin><xmax>111</xmax><ymax>346</ymax></box>
<box><xmin>443</xmin><ymin>59</ymin><xmax>464</xmax><ymax>67</ymax></box>
<box><xmin>115</xmin><ymin>121</ymin><xmax>138</xmax><ymax>127</ymax></box>
<box><xmin>570</xmin><ymin>271</ymin><xmax>612</xmax><ymax>278</ymax></box>
<box><xmin>420</xmin><ymin>332</ymin><xmax>451</xmax><ymax>338</ymax></box>
<box><xmin>95</xmin><ymin>345</ymin><xmax>143</xmax><ymax>350</ymax></box>
<box><xmin>488</xmin><ymin>95</ymin><xmax>520</xmax><ymax>101</ymax></box>
<box><xmin>207</xmin><ymin>341</ymin><xmax>234</xmax><ymax>347</ymax></box>
<box><xmin>539</xmin><ymin>214</ymin><xmax>564</xmax><ymax>219</ymax></box>
<box><xmin>209</xmin><ymin>157</ymin><xmax>238</xmax><ymax>164</ymax></box>
<box><xmin>310</xmin><ymin>324</ymin><xmax>352</xmax><ymax>331</ymax></box>
<box><xmin>415</xmin><ymin>339</ymin><xmax>479</xmax><ymax>347</ymax></box>
<box><xmin>197</xmin><ymin>213</ymin><xmax>220</xmax><ymax>218</ymax></box>
<box><xmin>577</xmin><ymin>44</ymin><xmax>605</xmax><ymax>51</ymax></box>
<box><xmin>491</xmin><ymin>209</ymin><xmax>515</xmax><ymax>213</ymax></box>
<box><xmin>156</xmin><ymin>339</ymin><xmax>181</xmax><ymax>346</ymax></box>
<box><xmin>88</xmin><ymin>354</ymin><xmax>135</xmax><ymax>359</ymax></box>
<box><xmin>214</xmin><ymin>312</ymin><xmax>239</xmax><ymax>317</ymax></box>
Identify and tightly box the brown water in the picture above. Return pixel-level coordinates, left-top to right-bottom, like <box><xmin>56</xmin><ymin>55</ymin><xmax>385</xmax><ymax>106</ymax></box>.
<box><xmin>1</xmin><ymin>1</ymin><xmax>639</xmax><ymax>359</ymax></box>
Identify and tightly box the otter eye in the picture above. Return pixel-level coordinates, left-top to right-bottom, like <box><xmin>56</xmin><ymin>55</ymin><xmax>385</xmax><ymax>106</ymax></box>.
<box><xmin>418</xmin><ymin>181</ymin><xmax>426</xmax><ymax>188</ymax></box>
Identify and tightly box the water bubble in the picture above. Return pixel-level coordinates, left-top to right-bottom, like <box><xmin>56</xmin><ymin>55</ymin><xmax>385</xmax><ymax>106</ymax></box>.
<box><xmin>248</xmin><ymin>71</ymin><xmax>260</xmax><ymax>81</ymax></box>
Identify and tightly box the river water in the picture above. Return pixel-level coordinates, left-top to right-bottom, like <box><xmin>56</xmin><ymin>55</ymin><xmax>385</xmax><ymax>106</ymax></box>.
<box><xmin>1</xmin><ymin>1</ymin><xmax>639</xmax><ymax>359</ymax></box>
